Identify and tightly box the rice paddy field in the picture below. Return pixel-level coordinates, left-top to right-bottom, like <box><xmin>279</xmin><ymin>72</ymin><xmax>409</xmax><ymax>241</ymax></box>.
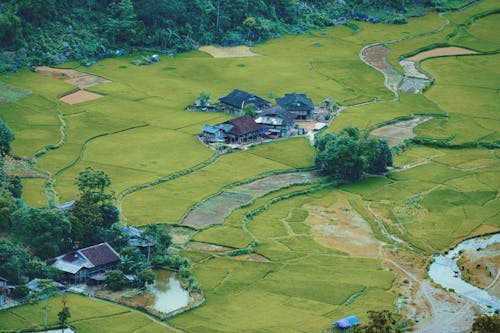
<box><xmin>0</xmin><ymin>0</ymin><xmax>499</xmax><ymax>332</ymax></box>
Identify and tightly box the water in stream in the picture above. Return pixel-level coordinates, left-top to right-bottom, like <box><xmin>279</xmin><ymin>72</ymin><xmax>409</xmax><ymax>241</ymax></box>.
<box><xmin>428</xmin><ymin>233</ymin><xmax>500</xmax><ymax>314</ymax></box>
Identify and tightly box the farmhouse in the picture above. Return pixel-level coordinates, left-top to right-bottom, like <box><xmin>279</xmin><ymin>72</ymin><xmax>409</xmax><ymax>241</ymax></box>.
<box><xmin>202</xmin><ymin>115</ymin><xmax>266</xmax><ymax>144</ymax></box>
<box><xmin>218</xmin><ymin>89</ymin><xmax>271</xmax><ymax>115</ymax></box>
<box><xmin>52</xmin><ymin>242</ymin><xmax>121</xmax><ymax>284</ymax></box>
<box><xmin>276</xmin><ymin>93</ymin><xmax>314</xmax><ymax>120</ymax></box>
<box><xmin>201</xmin><ymin>124</ymin><xmax>232</xmax><ymax>143</ymax></box>
<box><xmin>255</xmin><ymin>105</ymin><xmax>296</xmax><ymax>137</ymax></box>
<box><xmin>123</xmin><ymin>226</ymin><xmax>155</xmax><ymax>250</ymax></box>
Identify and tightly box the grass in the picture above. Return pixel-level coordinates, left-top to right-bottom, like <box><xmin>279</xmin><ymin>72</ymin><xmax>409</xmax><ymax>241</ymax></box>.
<box><xmin>0</xmin><ymin>293</ymin><xmax>177</xmax><ymax>333</ymax></box>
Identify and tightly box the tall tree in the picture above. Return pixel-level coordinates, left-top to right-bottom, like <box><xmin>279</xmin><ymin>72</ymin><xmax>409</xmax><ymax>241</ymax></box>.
<box><xmin>105</xmin><ymin>0</ymin><xmax>139</xmax><ymax>44</ymax></box>
<box><xmin>58</xmin><ymin>295</ymin><xmax>71</xmax><ymax>333</ymax></box>
<box><xmin>75</xmin><ymin>166</ymin><xmax>112</xmax><ymax>204</ymax></box>
<box><xmin>0</xmin><ymin>120</ymin><xmax>14</xmax><ymax>157</ymax></box>
<box><xmin>12</xmin><ymin>207</ymin><xmax>72</xmax><ymax>259</ymax></box>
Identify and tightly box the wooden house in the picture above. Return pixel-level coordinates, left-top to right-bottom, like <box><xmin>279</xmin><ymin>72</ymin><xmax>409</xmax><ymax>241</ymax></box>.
<box><xmin>52</xmin><ymin>242</ymin><xmax>121</xmax><ymax>284</ymax></box>
<box><xmin>255</xmin><ymin>105</ymin><xmax>296</xmax><ymax>137</ymax></box>
<box><xmin>276</xmin><ymin>93</ymin><xmax>314</xmax><ymax>120</ymax></box>
<box><xmin>201</xmin><ymin>124</ymin><xmax>232</xmax><ymax>143</ymax></box>
<box><xmin>218</xmin><ymin>89</ymin><xmax>271</xmax><ymax>115</ymax></box>
<box><xmin>222</xmin><ymin>115</ymin><xmax>266</xmax><ymax>143</ymax></box>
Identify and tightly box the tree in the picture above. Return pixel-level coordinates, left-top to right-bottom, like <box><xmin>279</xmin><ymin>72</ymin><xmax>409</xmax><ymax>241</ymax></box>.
<box><xmin>314</xmin><ymin>133</ymin><xmax>364</xmax><ymax>181</ymax></box>
<box><xmin>243</xmin><ymin>103</ymin><xmax>256</xmax><ymax>117</ymax></box>
<box><xmin>69</xmin><ymin>194</ymin><xmax>104</xmax><ymax>248</ymax></box>
<box><xmin>354</xmin><ymin>310</ymin><xmax>402</xmax><ymax>333</ymax></box>
<box><xmin>30</xmin><ymin>279</ymin><xmax>58</xmax><ymax>332</ymax></box>
<box><xmin>197</xmin><ymin>91</ymin><xmax>211</xmax><ymax>106</ymax></box>
<box><xmin>119</xmin><ymin>246</ymin><xmax>147</xmax><ymax>274</ymax></box>
<box><xmin>105</xmin><ymin>0</ymin><xmax>139</xmax><ymax>44</ymax></box>
<box><xmin>75</xmin><ymin>167</ymin><xmax>112</xmax><ymax>204</ymax></box>
<box><xmin>106</xmin><ymin>270</ymin><xmax>128</xmax><ymax>291</ymax></box>
<box><xmin>472</xmin><ymin>314</ymin><xmax>500</xmax><ymax>333</ymax></box>
<box><xmin>0</xmin><ymin>120</ymin><xmax>14</xmax><ymax>157</ymax></box>
<box><xmin>0</xmin><ymin>240</ymin><xmax>29</xmax><ymax>283</ymax></box>
<box><xmin>136</xmin><ymin>269</ymin><xmax>155</xmax><ymax>289</ymax></box>
<box><xmin>58</xmin><ymin>295</ymin><xmax>71</xmax><ymax>333</ymax></box>
<box><xmin>366</xmin><ymin>139</ymin><xmax>392</xmax><ymax>174</ymax></box>
<box><xmin>12</xmin><ymin>207</ymin><xmax>72</xmax><ymax>259</ymax></box>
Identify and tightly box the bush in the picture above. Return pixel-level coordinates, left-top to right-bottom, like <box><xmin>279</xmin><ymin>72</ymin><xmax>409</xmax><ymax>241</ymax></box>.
<box><xmin>11</xmin><ymin>285</ymin><xmax>29</xmax><ymax>298</ymax></box>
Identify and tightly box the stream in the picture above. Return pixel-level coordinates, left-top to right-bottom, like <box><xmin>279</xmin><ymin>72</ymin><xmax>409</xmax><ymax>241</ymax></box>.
<box><xmin>428</xmin><ymin>233</ymin><xmax>500</xmax><ymax>314</ymax></box>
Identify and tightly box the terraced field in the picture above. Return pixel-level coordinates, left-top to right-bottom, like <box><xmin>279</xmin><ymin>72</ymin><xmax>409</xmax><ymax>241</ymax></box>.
<box><xmin>0</xmin><ymin>0</ymin><xmax>499</xmax><ymax>332</ymax></box>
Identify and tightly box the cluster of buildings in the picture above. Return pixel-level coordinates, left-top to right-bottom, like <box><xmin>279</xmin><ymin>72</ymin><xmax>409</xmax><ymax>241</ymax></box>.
<box><xmin>201</xmin><ymin>89</ymin><xmax>316</xmax><ymax>145</ymax></box>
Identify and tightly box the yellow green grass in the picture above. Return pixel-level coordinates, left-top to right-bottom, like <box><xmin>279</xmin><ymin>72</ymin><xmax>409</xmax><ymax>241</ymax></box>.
<box><xmin>0</xmin><ymin>293</ymin><xmax>176</xmax><ymax>333</ymax></box>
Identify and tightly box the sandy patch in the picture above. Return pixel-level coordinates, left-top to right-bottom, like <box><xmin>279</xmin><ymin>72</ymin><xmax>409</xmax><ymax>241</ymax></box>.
<box><xmin>232</xmin><ymin>253</ymin><xmax>270</xmax><ymax>262</ymax></box>
<box><xmin>199</xmin><ymin>45</ymin><xmax>261</xmax><ymax>58</ymax></box>
<box><xmin>185</xmin><ymin>241</ymin><xmax>234</xmax><ymax>253</ymax></box>
<box><xmin>303</xmin><ymin>199</ymin><xmax>379</xmax><ymax>257</ymax></box>
<box><xmin>35</xmin><ymin>66</ymin><xmax>111</xmax><ymax>88</ymax></box>
<box><xmin>169</xmin><ymin>227</ymin><xmax>197</xmax><ymax>246</ymax></box>
<box><xmin>406</xmin><ymin>47</ymin><xmax>478</xmax><ymax>62</ymax></box>
<box><xmin>60</xmin><ymin>90</ymin><xmax>104</xmax><ymax>104</ymax></box>
<box><xmin>370</xmin><ymin>116</ymin><xmax>432</xmax><ymax>147</ymax></box>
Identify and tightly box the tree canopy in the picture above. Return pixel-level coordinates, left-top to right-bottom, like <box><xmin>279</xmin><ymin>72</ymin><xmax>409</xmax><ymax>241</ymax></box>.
<box><xmin>314</xmin><ymin>126</ymin><xmax>392</xmax><ymax>181</ymax></box>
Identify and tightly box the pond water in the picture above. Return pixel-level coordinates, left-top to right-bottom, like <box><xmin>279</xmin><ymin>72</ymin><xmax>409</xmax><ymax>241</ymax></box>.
<box><xmin>130</xmin><ymin>270</ymin><xmax>189</xmax><ymax>314</ymax></box>
<box><xmin>428</xmin><ymin>233</ymin><xmax>500</xmax><ymax>314</ymax></box>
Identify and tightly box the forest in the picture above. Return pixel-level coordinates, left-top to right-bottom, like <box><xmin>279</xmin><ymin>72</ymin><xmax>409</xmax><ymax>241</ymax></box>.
<box><xmin>0</xmin><ymin>0</ymin><xmax>471</xmax><ymax>71</ymax></box>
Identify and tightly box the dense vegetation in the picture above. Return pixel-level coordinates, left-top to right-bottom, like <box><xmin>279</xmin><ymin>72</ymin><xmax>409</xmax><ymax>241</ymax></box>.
<box><xmin>0</xmin><ymin>0</ymin><xmax>473</xmax><ymax>71</ymax></box>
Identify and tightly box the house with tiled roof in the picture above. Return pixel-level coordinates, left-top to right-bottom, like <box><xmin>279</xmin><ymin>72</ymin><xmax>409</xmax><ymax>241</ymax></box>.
<box><xmin>202</xmin><ymin>115</ymin><xmax>266</xmax><ymax>144</ymax></box>
<box><xmin>52</xmin><ymin>242</ymin><xmax>120</xmax><ymax>284</ymax></box>
<box><xmin>276</xmin><ymin>93</ymin><xmax>314</xmax><ymax>120</ymax></box>
<box><xmin>218</xmin><ymin>89</ymin><xmax>271</xmax><ymax>115</ymax></box>
<box><xmin>255</xmin><ymin>105</ymin><xmax>296</xmax><ymax>137</ymax></box>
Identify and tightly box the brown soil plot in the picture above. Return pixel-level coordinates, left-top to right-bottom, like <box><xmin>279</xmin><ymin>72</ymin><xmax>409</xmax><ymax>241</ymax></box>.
<box><xmin>60</xmin><ymin>90</ymin><xmax>104</xmax><ymax>104</ymax></box>
<box><xmin>406</xmin><ymin>47</ymin><xmax>478</xmax><ymax>62</ymax></box>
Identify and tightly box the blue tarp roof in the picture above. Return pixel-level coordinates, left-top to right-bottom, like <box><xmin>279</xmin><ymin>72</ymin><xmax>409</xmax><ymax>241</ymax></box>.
<box><xmin>333</xmin><ymin>315</ymin><xmax>360</xmax><ymax>328</ymax></box>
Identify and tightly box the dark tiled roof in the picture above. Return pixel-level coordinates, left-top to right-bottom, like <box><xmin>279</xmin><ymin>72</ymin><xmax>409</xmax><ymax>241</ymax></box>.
<box><xmin>276</xmin><ymin>93</ymin><xmax>314</xmax><ymax>111</ymax></box>
<box><xmin>219</xmin><ymin>89</ymin><xmax>271</xmax><ymax>109</ymax></box>
<box><xmin>225</xmin><ymin>115</ymin><xmax>266</xmax><ymax>136</ymax></box>
<box><xmin>259</xmin><ymin>105</ymin><xmax>296</xmax><ymax>125</ymax></box>
<box><xmin>80</xmin><ymin>243</ymin><xmax>120</xmax><ymax>267</ymax></box>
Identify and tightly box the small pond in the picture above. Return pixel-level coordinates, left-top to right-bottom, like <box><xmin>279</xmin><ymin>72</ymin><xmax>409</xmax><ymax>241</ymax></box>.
<box><xmin>428</xmin><ymin>233</ymin><xmax>500</xmax><ymax>314</ymax></box>
<box><xmin>130</xmin><ymin>270</ymin><xmax>189</xmax><ymax>314</ymax></box>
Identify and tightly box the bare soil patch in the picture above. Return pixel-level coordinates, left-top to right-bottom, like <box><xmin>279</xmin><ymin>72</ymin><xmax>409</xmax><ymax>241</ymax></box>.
<box><xmin>181</xmin><ymin>172</ymin><xmax>318</xmax><ymax>229</ymax></box>
<box><xmin>303</xmin><ymin>199</ymin><xmax>380</xmax><ymax>257</ymax></box>
<box><xmin>362</xmin><ymin>45</ymin><xmax>392</xmax><ymax>70</ymax></box>
<box><xmin>35</xmin><ymin>66</ymin><xmax>111</xmax><ymax>88</ymax></box>
<box><xmin>370</xmin><ymin>116</ymin><xmax>432</xmax><ymax>147</ymax></box>
<box><xmin>199</xmin><ymin>45</ymin><xmax>261</xmax><ymax>58</ymax></box>
<box><xmin>169</xmin><ymin>226</ymin><xmax>197</xmax><ymax>246</ymax></box>
<box><xmin>35</xmin><ymin>66</ymin><xmax>110</xmax><ymax>104</ymax></box>
<box><xmin>185</xmin><ymin>241</ymin><xmax>234</xmax><ymax>253</ymax></box>
<box><xmin>232</xmin><ymin>253</ymin><xmax>270</xmax><ymax>262</ymax></box>
<box><xmin>233</xmin><ymin>171</ymin><xmax>319</xmax><ymax>197</ymax></box>
<box><xmin>406</xmin><ymin>47</ymin><xmax>478</xmax><ymax>62</ymax></box>
<box><xmin>180</xmin><ymin>192</ymin><xmax>253</xmax><ymax>229</ymax></box>
<box><xmin>60</xmin><ymin>89</ymin><xmax>104</xmax><ymax>104</ymax></box>
<box><xmin>360</xmin><ymin>44</ymin><xmax>402</xmax><ymax>93</ymax></box>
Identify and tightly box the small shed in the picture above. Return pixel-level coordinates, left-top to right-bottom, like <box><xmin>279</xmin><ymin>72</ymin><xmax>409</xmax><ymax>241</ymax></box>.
<box><xmin>332</xmin><ymin>315</ymin><xmax>360</xmax><ymax>332</ymax></box>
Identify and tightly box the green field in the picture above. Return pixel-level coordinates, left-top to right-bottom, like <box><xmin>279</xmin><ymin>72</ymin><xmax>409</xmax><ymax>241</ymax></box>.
<box><xmin>0</xmin><ymin>0</ymin><xmax>499</xmax><ymax>332</ymax></box>
<box><xmin>0</xmin><ymin>294</ymin><xmax>177</xmax><ymax>333</ymax></box>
